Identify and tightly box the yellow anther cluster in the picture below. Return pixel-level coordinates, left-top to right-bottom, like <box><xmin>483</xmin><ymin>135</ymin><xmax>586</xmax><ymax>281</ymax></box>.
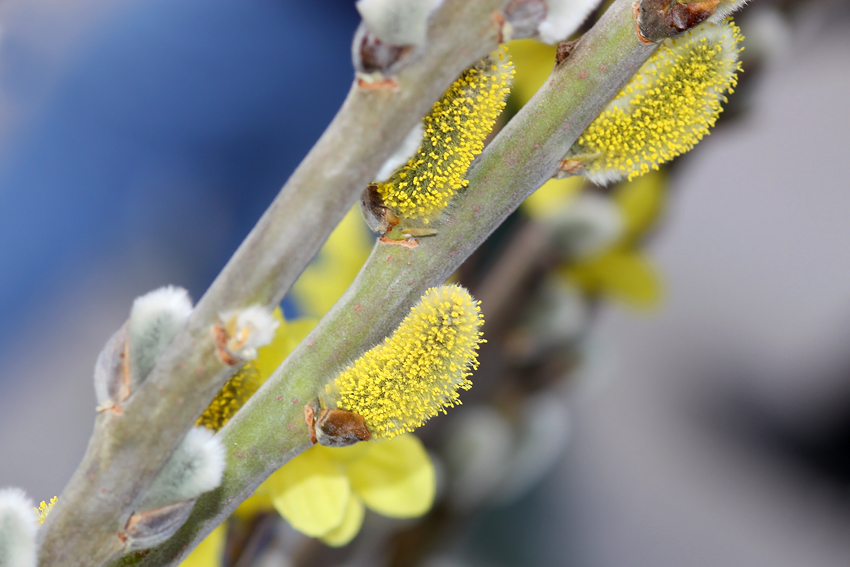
<box><xmin>35</xmin><ymin>496</ymin><xmax>57</xmax><ymax>525</ymax></box>
<box><xmin>376</xmin><ymin>47</ymin><xmax>514</xmax><ymax>223</ymax></box>
<box><xmin>575</xmin><ymin>19</ymin><xmax>743</xmax><ymax>184</ymax></box>
<box><xmin>197</xmin><ymin>362</ymin><xmax>263</xmax><ymax>431</ymax></box>
<box><xmin>322</xmin><ymin>285</ymin><xmax>484</xmax><ymax>439</ymax></box>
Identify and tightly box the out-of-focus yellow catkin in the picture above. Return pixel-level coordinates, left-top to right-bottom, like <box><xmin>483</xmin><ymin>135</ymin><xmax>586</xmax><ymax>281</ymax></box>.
<box><xmin>196</xmin><ymin>363</ymin><xmax>263</xmax><ymax>431</ymax></box>
<box><xmin>376</xmin><ymin>47</ymin><xmax>514</xmax><ymax>223</ymax></box>
<box><xmin>572</xmin><ymin>19</ymin><xmax>743</xmax><ymax>184</ymax></box>
<box><xmin>321</xmin><ymin>285</ymin><xmax>484</xmax><ymax>439</ymax></box>
<box><xmin>35</xmin><ymin>496</ymin><xmax>57</xmax><ymax>525</ymax></box>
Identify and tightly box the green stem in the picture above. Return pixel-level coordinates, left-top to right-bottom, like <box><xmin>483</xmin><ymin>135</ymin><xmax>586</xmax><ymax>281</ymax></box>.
<box><xmin>125</xmin><ymin>0</ymin><xmax>658</xmax><ymax>564</ymax></box>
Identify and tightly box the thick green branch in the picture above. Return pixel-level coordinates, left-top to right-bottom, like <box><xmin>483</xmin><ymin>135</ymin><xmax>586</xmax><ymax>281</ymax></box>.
<box><xmin>127</xmin><ymin>0</ymin><xmax>658</xmax><ymax>564</ymax></box>
<box><xmin>37</xmin><ymin>1</ymin><xmax>506</xmax><ymax>565</ymax></box>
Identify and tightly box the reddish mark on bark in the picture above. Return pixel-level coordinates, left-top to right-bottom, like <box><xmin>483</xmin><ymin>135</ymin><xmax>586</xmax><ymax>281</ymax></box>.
<box><xmin>179</xmin><ymin>363</ymin><xmax>185</xmax><ymax>369</ymax></box>
<box><xmin>580</xmin><ymin>70</ymin><xmax>588</xmax><ymax>79</ymax></box>
<box><xmin>236</xmin><ymin>452</ymin><xmax>244</xmax><ymax>458</ymax></box>
<box><xmin>292</xmin><ymin>398</ymin><xmax>299</xmax><ymax>404</ymax></box>
<box><xmin>600</xmin><ymin>64</ymin><xmax>607</xmax><ymax>72</ymax></box>
<box><xmin>277</xmin><ymin>395</ymin><xmax>283</xmax><ymax>401</ymax></box>
<box><xmin>494</xmin><ymin>11</ymin><xmax>507</xmax><ymax>43</ymax></box>
<box><xmin>387</xmin><ymin>256</ymin><xmax>393</xmax><ymax>262</ymax></box>
<box><xmin>288</xmin><ymin>424</ymin><xmax>294</xmax><ymax>430</ymax></box>
<box><xmin>409</xmin><ymin>280</ymin><xmax>415</xmax><ymax>285</ymax></box>
<box><xmin>379</xmin><ymin>235</ymin><xmax>418</xmax><ymax>248</ymax></box>
<box><xmin>475</xmin><ymin>206</ymin><xmax>481</xmax><ymax>211</ymax></box>
<box><xmin>308</xmin><ymin>341</ymin><xmax>315</xmax><ymax>347</ymax></box>
<box><xmin>408</xmin><ymin>263</ymin><xmax>412</xmax><ymax>267</ymax></box>
<box><xmin>534</xmin><ymin>143</ymin><xmax>540</xmax><ymax>149</ymax></box>
<box><xmin>213</xmin><ymin>322</ymin><xmax>242</xmax><ymax>366</ymax></box>
<box><xmin>562</xmin><ymin>122</ymin><xmax>572</xmax><ymax>131</ymax></box>
<box><xmin>357</xmin><ymin>77</ymin><xmax>399</xmax><ymax>90</ymax></box>
<box><xmin>101</xmin><ymin>488</ymin><xmax>106</xmax><ymax>493</ymax></box>
<box><xmin>354</xmin><ymin>304</ymin><xmax>361</xmax><ymax>311</ymax></box>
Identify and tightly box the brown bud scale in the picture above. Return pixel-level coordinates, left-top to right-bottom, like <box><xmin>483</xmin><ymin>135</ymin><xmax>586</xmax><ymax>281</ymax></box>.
<box><xmin>314</xmin><ymin>409</ymin><xmax>372</xmax><ymax>447</ymax></box>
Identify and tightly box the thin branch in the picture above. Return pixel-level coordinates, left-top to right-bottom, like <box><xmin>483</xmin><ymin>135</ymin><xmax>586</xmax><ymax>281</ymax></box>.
<box><xmin>37</xmin><ymin>1</ymin><xmax>507</xmax><ymax>565</ymax></box>
<box><xmin>475</xmin><ymin>219</ymin><xmax>554</xmax><ymax>335</ymax></box>
<box><xmin>123</xmin><ymin>0</ymin><xmax>658</xmax><ymax>564</ymax></box>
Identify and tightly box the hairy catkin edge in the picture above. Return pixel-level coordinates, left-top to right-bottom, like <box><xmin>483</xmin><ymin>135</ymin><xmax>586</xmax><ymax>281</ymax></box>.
<box><xmin>375</xmin><ymin>47</ymin><xmax>515</xmax><ymax>223</ymax></box>
<box><xmin>321</xmin><ymin>285</ymin><xmax>484</xmax><ymax>438</ymax></box>
<box><xmin>572</xmin><ymin>19</ymin><xmax>743</xmax><ymax>185</ymax></box>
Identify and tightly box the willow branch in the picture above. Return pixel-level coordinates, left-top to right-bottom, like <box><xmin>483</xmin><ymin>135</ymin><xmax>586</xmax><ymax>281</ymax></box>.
<box><xmin>124</xmin><ymin>0</ymin><xmax>658</xmax><ymax>564</ymax></box>
<box><xmin>37</xmin><ymin>2</ymin><xmax>507</xmax><ymax>565</ymax></box>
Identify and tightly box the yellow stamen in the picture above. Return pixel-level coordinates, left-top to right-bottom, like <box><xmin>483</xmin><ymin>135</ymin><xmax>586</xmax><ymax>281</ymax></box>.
<box><xmin>376</xmin><ymin>47</ymin><xmax>514</xmax><ymax>223</ymax></box>
<box><xmin>322</xmin><ymin>285</ymin><xmax>484</xmax><ymax>438</ymax></box>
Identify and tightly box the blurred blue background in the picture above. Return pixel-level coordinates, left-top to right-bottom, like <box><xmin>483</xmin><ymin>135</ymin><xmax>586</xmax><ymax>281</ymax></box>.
<box><xmin>0</xmin><ymin>0</ymin><xmax>359</xmax><ymax>338</ymax></box>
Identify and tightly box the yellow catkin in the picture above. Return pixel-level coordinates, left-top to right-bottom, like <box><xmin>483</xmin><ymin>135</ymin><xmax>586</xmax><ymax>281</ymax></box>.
<box><xmin>376</xmin><ymin>47</ymin><xmax>514</xmax><ymax>223</ymax></box>
<box><xmin>574</xmin><ymin>19</ymin><xmax>743</xmax><ymax>184</ymax></box>
<box><xmin>322</xmin><ymin>285</ymin><xmax>485</xmax><ymax>439</ymax></box>
<box><xmin>35</xmin><ymin>496</ymin><xmax>57</xmax><ymax>525</ymax></box>
<box><xmin>196</xmin><ymin>363</ymin><xmax>263</xmax><ymax>431</ymax></box>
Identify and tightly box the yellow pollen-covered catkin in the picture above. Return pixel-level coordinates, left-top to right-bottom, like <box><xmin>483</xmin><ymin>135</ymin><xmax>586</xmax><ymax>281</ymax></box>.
<box><xmin>196</xmin><ymin>363</ymin><xmax>263</xmax><ymax>431</ymax></box>
<box><xmin>376</xmin><ymin>46</ymin><xmax>514</xmax><ymax>223</ymax></box>
<box><xmin>573</xmin><ymin>19</ymin><xmax>743</xmax><ymax>184</ymax></box>
<box><xmin>321</xmin><ymin>285</ymin><xmax>485</xmax><ymax>439</ymax></box>
<box><xmin>35</xmin><ymin>496</ymin><xmax>57</xmax><ymax>525</ymax></box>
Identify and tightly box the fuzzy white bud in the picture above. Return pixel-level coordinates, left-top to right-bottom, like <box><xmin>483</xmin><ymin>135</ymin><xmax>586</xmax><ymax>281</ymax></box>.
<box><xmin>543</xmin><ymin>193</ymin><xmax>624</xmax><ymax>259</ymax></box>
<box><xmin>356</xmin><ymin>0</ymin><xmax>443</xmax><ymax>46</ymax></box>
<box><xmin>708</xmin><ymin>0</ymin><xmax>751</xmax><ymax>24</ymax></box>
<box><xmin>442</xmin><ymin>408</ymin><xmax>512</xmax><ymax>511</ymax></box>
<box><xmin>493</xmin><ymin>393</ymin><xmax>571</xmax><ymax>505</ymax></box>
<box><xmin>537</xmin><ymin>0</ymin><xmax>602</xmax><ymax>44</ymax></box>
<box><xmin>138</xmin><ymin>427</ymin><xmax>225</xmax><ymax>513</ymax></box>
<box><xmin>129</xmin><ymin>286</ymin><xmax>193</xmax><ymax>387</ymax></box>
<box><xmin>0</xmin><ymin>488</ymin><xmax>37</xmax><ymax>567</ymax></box>
<box><xmin>218</xmin><ymin>305</ymin><xmax>279</xmax><ymax>361</ymax></box>
<box><xmin>93</xmin><ymin>323</ymin><xmax>130</xmax><ymax>407</ymax></box>
<box><xmin>374</xmin><ymin>123</ymin><xmax>424</xmax><ymax>183</ymax></box>
<box><xmin>509</xmin><ymin>278</ymin><xmax>588</xmax><ymax>362</ymax></box>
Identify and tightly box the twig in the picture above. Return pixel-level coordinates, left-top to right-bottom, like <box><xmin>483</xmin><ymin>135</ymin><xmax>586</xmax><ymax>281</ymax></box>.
<box><xmin>122</xmin><ymin>0</ymin><xmax>660</xmax><ymax>564</ymax></box>
<box><xmin>37</xmin><ymin>1</ymin><xmax>506</xmax><ymax>564</ymax></box>
<box><xmin>475</xmin><ymin>219</ymin><xmax>553</xmax><ymax>335</ymax></box>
